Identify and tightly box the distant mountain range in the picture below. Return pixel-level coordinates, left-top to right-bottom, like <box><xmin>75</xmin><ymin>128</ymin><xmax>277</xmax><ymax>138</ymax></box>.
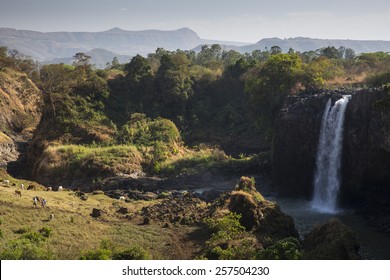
<box><xmin>1</xmin><ymin>27</ymin><xmax>390</xmax><ymax>68</ymax></box>
<box><xmin>217</xmin><ymin>37</ymin><xmax>390</xmax><ymax>54</ymax></box>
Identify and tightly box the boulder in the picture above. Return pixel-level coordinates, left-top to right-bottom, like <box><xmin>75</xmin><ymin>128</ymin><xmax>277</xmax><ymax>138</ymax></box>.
<box><xmin>117</xmin><ymin>207</ymin><xmax>130</xmax><ymax>214</ymax></box>
<box><xmin>91</xmin><ymin>208</ymin><xmax>104</xmax><ymax>218</ymax></box>
<box><xmin>228</xmin><ymin>190</ymin><xmax>263</xmax><ymax>230</ymax></box>
<box><xmin>303</xmin><ymin>218</ymin><xmax>360</xmax><ymax>260</ymax></box>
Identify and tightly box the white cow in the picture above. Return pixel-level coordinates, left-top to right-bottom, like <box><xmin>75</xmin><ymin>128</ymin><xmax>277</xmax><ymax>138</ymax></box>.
<box><xmin>57</xmin><ymin>186</ymin><xmax>63</xmax><ymax>191</ymax></box>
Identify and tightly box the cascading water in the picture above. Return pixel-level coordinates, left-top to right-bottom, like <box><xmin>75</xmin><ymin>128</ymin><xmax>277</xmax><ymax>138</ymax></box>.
<box><xmin>312</xmin><ymin>95</ymin><xmax>351</xmax><ymax>213</ymax></box>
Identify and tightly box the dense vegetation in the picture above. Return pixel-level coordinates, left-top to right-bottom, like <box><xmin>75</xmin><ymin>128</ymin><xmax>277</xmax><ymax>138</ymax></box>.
<box><xmin>33</xmin><ymin>45</ymin><xmax>390</xmax><ymax>150</ymax></box>
<box><xmin>3</xmin><ymin>43</ymin><xmax>390</xmax><ymax>185</ymax></box>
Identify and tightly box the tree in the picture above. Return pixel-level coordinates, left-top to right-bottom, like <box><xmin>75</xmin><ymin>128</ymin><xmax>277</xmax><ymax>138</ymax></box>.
<box><xmin>319</xmin><ymin>46</ymin><xmax>339</xmax><ymax>59</ymax></box>
<box><xmin>111</xmin><ymin>57</ymin><xmax>120</xmax><ymax>69</ymax></box>
<box><xmin>124</xmin><ymin>55</ymin><xmax>152</xmax><ymax>82</ymax></box>
<box><xmin>270</xmin><ymin>45</ymin><xmax>282</xmax><ymax>55</ymax></box>
<box><xmin>0</xmin><ymin>46</ymin><xmax>12</xmax><ymax>71</ymax></box>
<box><xmin>152</xmin><ymin>52</ymin><xmax>193</xmax><ymax>119</ymax></box>
<box><xmin>245</xmin><ymin>53</ymin><xmax>305</xmax><ymax>124</ymax></box>
<box><xmin>344</xmin><ymin>48</ymin><xmax>356</xmax><ymax>60</ymax></box>
<box><xmin>39</xmin><ymin>64</ymin><xmax>76</xmax><ymax>116</ymax></box>
<box><xmin>73</xmin><ymin>52</ymin><xmax>91</xmax><ymax>67</ymax></box>
<box><xmin>196</xmin><ymin>44</ymin><xmax>223</xmax><ymax>68</ymax></box>
<box><xmin>222</xmin><ymin>50</ymin><xmax>244</xmax><ymax>68</ymax></box>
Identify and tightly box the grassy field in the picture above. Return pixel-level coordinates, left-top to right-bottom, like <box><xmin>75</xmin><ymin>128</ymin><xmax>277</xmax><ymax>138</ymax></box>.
<box><xmin>0</xmin><ymin>175</ymin><xmax>198</xmax><ymax>259</ymax></box>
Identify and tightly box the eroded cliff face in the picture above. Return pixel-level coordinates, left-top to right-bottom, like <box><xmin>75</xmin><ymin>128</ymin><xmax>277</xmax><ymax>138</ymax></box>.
<box><xmin>342</xmin><ymin>90</ymin><xmax>390</xmax><ymax>206</ymax></box>
<box><xmin>272</xmin><ymin>88</ymin><xmax>390</xmax><ymax>208</ymax></box>
<box><xmin>0</xmin><ymin>69</ymin><xmax>43</xmax><ymax>166</ymax></box>
<box><xmin>272</xmin><ymin>90</ymin><xmax>335</xmax><ymax>197</ymax></box>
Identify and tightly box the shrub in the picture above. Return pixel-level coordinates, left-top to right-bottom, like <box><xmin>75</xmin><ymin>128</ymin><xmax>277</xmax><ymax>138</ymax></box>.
<box><xmin>39</xmin><ymin>227</ymin><xmax>53</xmax><ymax>238</ymax></box>
<box><xmin>79</xmin><ymin>249</ymin><xmax>112</xmax><ymax>260</ymax></box>
<box><xmin>117</xmin><ymin>114</ymin><xmax>180</xmax><ymax>147</ymax></box>
<box><xmin>112</xmin><ymin>246</ymin><xmax>151</xmax><ymax>260</ymax></box>
<box><xmin>14</xmin><ymin>227</ymin><xmax>30</xmax><ymax>234</ymax></box>
<box><xmin>79</xmin><ymin>239</ymin><xmax>115</xmax><ymax>260</ymax></box>
<box><xmin>207</xmin><ymin>237</ymin><xmax>258</xmax><ymax>260</ymax></box>
<box><xmin>0</xmin><ymin>238</ymin><xmax>51</xmax><ymax>260</ymax></box>
<box><xmin>23</xmin><ymin>232</ymin><xmax>46</xmax><ymax>244</ymax></box>
<box><xmin>257</xmin><ymin>237</ymin><xmax>302</xmax><ymax>260</ymax></box>
<box><xmin>0</xmin><ymin>231</ymin><xmax>52</xmax><ymax>260</ymax></box>
<box><xmin>202</xmin><ymin>212</ymin><xmax>258</xmax><ymax>259</ymax></box>
<box><xmin>205</xmin><ymin>212</ymin><xmax>245</xmax><ymax>242</ymax></box>
<box><xmin>366</xmin><ymin>71</ymin><xmax>390</xmax><ymax>86</ymax></box>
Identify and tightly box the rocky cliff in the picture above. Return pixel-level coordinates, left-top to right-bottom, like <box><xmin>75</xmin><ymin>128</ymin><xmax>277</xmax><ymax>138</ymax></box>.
<box><xmin>272</xmin><ymin>88</ymin><xmax>390</xmax><ymax>208</ymax></box>
<box><xmin>0</xmin><ymin>68</ymin><xmax>43</xmax><ymax>166</ymax></box>
<box><xmin>342</xmin><ymin>89</ymin><xmax>390</xmax><ymax>206</ymax></box>
<box><xmin>272</xmin><ymin>90</ymin><xmax>335</xmax><ymax>197</ymax></box>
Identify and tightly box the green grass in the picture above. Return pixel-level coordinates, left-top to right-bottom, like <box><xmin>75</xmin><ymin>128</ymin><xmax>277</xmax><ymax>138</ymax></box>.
<box><xmin>0</xmin><ymin>182</ymin><xmax>182</xmax><ymax>259</ymax></box>
<box><xmin>156</xmin><ymin>149</ymin><xmax>270</xmax><ymax>176</ymax></box>
<box><xmin>155</xmin><ymin>147</ymin><xmax>229</xmax><ymax>175</ymax></box>
<box><xmin>39</xmin><ymin>144</ymin><xmax>143</xmax><ymax>183</ymax></box>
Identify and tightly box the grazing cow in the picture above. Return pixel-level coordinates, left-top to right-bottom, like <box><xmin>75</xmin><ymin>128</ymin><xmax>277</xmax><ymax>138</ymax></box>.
<box><xmin>3</xmin><ymin>179</ymin><xmax>10</xmax><ymax>185</ymax></box>
<box><xmin>57</xmin><ymin>186</ymin><xmax>63</xmax><ymax>191</ymax></box>
<box><xmin>20</xmin><ymin>183</ymin><xmax>25</xmax><ymax>190</ymax></box>
<box><xmin>15</xmin><ymin>190</ymin><xmax>22</xmax><ymax>197</ymax></box>
<box><xmin>119</xmin><ymin>196</ymin><xmax>126</xmax><ymax>201</ymax></box>
<box><xmin>46</xmin><ymin>187</ymin><xmax>52</xmax><ymax>191</ymax></box>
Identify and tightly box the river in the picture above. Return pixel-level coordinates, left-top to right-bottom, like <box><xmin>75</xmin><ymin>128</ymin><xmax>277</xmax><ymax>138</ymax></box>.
<box><xmin>263</xmin><ymin>193</ymin><xmax>390</xmax><ymax>260</ymax></box>
<box><xmin>193</xmin><ymin>178</ymin><xmax>390</xmax><ymax>260</ymax></box>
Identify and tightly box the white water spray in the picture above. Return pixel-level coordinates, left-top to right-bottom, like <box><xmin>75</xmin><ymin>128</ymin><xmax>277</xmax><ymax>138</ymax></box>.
<box><xmin>312</xmin><ymin>95</ymin><xmax>351</xmax><ymax>213</ymax></box>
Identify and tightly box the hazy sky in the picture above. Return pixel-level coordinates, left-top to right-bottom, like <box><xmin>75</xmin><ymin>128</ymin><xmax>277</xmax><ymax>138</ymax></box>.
<box><xmin>1</xmin><ymin>0</ymin><xmax>390</xmax><ymax>43</ymax></box>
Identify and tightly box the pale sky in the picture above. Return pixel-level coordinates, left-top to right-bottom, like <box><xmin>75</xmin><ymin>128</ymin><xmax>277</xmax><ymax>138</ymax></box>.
<box><xmin>1</xmin><ymin>0</ymin><xmax>390</xmax><ymax>43</ymax></box>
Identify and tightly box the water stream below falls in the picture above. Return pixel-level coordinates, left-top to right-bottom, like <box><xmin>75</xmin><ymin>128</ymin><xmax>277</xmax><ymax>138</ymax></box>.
<box><xmin>266</xmin><ymin>195</ymin><xmax>390</xmax><ymax>260</ymax></box>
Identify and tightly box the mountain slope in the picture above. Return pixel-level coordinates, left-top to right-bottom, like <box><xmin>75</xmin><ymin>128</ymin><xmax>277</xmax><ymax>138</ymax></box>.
<box><xmin>193</xmin><ymin>37</ymin><xmax>390</xmax><ymax>54</ymax></box>
<box><xmin>237</xmin><ymin>37</ymin><xmax>390</xmax><ymax>54</ymax></box>
<box><xmin>0</xmin><ymin>27</ymin><xmax>203</xmax><ymax>60</ymax></box>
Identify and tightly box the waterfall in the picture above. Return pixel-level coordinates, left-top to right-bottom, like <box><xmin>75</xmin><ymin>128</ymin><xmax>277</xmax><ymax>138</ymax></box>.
<box><xmin>312</xmin><ymin>95</ymin><xmax>351</xmax><ymax>213</ymax></box>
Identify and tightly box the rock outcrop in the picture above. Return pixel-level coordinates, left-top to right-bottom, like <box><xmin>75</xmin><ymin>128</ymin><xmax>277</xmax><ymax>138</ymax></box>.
<box><xmin>0</xmin><ymin>134</ymin><xmax>18</xmax><ymax>164</ymax></box>
<box><xmin>303</xmin><ymin>218</ymin><xmax>360</xmax><ymax>260</ymax></box>
<box><xmin>272</xmin><ymin>90</ymin><xmax>336</xmax><ymax>197</ymax></box>
<box><xmin>342</xmin><ymin>90</ymin><xmax>390</xmax><ymax>205</ymax></box>
<box><xmin>0</xmin><ymin>69</ymin><xmax>43</xmax><ymax>167</ymax></box>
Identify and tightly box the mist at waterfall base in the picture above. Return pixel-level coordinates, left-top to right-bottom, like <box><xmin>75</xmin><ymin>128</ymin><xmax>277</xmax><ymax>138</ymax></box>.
<box><xmin>312</xmin><ymin>95</ymin><xmax>351</xmax><ymax>213</ymax></box>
